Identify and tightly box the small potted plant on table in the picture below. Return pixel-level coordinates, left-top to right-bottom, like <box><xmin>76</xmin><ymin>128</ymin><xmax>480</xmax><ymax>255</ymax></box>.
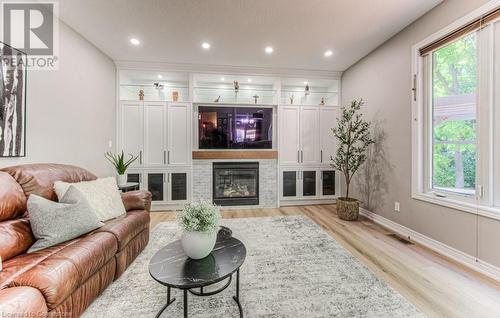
<box><xmin>331</xmin><ymin>99</ymin><xmax>373</xmax><ymax>221</ymax></box>
<box><xmin>178</xmin><ymin>201</ymin><xmax>221</xmax><ymax>259</ymax></box>
<box><xmin>105</xmin><ymin>151</ymin><xmax>139</xmax><ymax>187</ymax></box>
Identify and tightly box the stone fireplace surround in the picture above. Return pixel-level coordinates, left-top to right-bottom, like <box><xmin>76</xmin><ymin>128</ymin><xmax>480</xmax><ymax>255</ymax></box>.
<box><xmin>192</xmin><ymin>159</ymin><xmax>278</xmax><ymax>208</ymax></box>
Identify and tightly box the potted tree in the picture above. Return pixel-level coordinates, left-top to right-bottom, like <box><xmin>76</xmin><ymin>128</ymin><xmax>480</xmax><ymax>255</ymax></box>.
<box><xmin>105</xmin><ymin>151</ymin><xmax>139</xmax><ymax>187</ymax></box>
<box><xmin>331</xmin><ymin>99</ymin><xmax>374</xmax><ymax>221</ymax></box>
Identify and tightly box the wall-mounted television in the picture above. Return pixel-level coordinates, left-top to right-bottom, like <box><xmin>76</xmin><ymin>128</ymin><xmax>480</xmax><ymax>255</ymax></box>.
<box><xmin>198</xmin><ymin>106</ymin><xmax>273</xmax><ymax>149</ymax></box>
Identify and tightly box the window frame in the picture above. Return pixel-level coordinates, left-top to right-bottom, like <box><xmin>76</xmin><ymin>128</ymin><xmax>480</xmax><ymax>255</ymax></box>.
<box><xmin>411</xmin><ymin>2</ymin><xmax>500</xmax><ymax>221</ymax></box>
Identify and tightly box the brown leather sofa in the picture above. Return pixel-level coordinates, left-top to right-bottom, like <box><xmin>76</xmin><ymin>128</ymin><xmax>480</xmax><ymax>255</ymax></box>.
<box><xmin>0</xmin><ymin>163</ymin><xmax>152</xmax><ymax>317</ymax></box>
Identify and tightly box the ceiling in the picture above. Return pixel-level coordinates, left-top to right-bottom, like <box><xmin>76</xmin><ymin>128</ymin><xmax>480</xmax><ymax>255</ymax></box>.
<box><xmin>58</xmin><ymin>0</ymin><xmax>441</xmax><ymax>72</ymax></box>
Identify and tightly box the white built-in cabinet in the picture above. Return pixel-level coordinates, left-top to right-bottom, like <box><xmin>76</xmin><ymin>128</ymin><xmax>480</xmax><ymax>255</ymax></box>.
<box><xmin>279</xmin><ymin>105</ymin><xmax>339</xmax><ymax>203</ymax></box>
<box><xmin>279</xmin><ymin>106</ymin><xmax>337</xmax><ymax>165</ymax></box>
<box><xmin>119</xmin><ymin>101</ymin><xmax>192</xmax><ymax>209</ymax></box>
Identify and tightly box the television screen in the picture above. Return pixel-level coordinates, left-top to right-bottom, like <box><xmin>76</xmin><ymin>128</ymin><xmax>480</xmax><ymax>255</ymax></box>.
<box><xmin>198</xmin><ymin>106</ymin><xmax>273</xmax><ymax>149</ymax></box>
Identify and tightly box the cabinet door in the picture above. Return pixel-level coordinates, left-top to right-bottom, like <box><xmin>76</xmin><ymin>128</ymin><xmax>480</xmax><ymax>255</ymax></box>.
<box><xmin>146</xmin><ymin>172</ymin><xmax>166</xmax><ymax>203</ymax></box>
<box><xmin>168</xmin><ymin>103</ymin><xmax>191</xmax><ymax>166</ymax></box>
<box><xmin>301</xmin><ymin>170</ymin><xmax>319</xmax><ymax>198</ymax></box>
<box><xmin>300</xmin><ymin>107</ymin><xmax>320</xmax><ymax>164</ymax></box>
<box><xmin>320</xmin><ymin>108</ymin><xmax>338</xmax><ymax>164</ymax></box>
<box><xmin>279</xmin><ymin>106</ymin><xmax>300</xmax><ymax>165</ymax></box>
<box><xmin>126</xmin><ymin>172</ymin><xmax>144</xmax><ymax>190</ymax></box>
<box><xmin>168</xmin><ymin>171</ymin><xmax>189</xmax><ymax>203</ymax></box>
<box><xmin>321</xmin><ymin>170</ymin><xmax>336</xmax><ymax>198</ymax></box>
<box><xmin>144</xmin><ymin>102</ymin><xmax>167</xmax><ymax>166</ymax></box>
<box><xmin>121</xmin><ymin>101</ymin><xmax>143</xmax><ymax>166</ymax></box>
<box><xmin>281</xmin><ymin>170</ymin><xmax>299</xmax><ymax>200</ymax></box>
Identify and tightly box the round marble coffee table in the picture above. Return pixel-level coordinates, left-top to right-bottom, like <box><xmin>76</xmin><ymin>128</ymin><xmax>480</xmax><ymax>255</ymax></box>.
<box><xmin>149</xmin><ymin>234</ymin><xmax>246</xmax><ymax>318</ymax></box>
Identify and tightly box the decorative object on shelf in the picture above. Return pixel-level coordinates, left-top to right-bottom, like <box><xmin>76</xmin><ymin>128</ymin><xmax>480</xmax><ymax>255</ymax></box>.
<box><xmin>305</xmin><ymin>83</ymin><xmax>310</xmax><ymax>96</ymax></box>
<box><xmin>153</xmin><ymin>82</ymin><xmax>164</xmax><ymax>90</ymax></box>
<box><xmin>289</xmin><ymin>94</ymin><xmax>294</xmax><ymax>104</ymax></box>
<box><xmin>253</xmin><ymin>94</ymin><xmax>260</xmax><ymax>104</ymax></box>
<box><xmin>320</xmin><ymin>97</ymin><xmax>325</xmax><ymax>105</ymax></box>
<box><xmin>0</xmin><ymin>41</ymin><xmax>27</xmax><ymax>157</ymax></box>
<box><xmin>331</xmin><ymin>99</ymin><xmax>373</xmax><ymax>221</ymax></box>
<box><xmin>139</xmin><ymin>89</ymin><xmax>145</xmax><ymax>101</ymax></box>
<box><xmin>178</xmin><ymin>200</ymin><xmax>221</xmax><ymax>259</ymax></box>
<box><xmin>172</xmin><ymin>91</ymin><xmax>179</xmax><ymax>102</ymax></box>
<box><xmin>104</xmin><ymin>151</ymin><xmax>139</xmax><ymax>187</ymax></box>
<box><xmin>234</xmin><ymin>80</ymin><xmax>239</xmax><ymax>91</ymax></box>
<box><xmin>214</xmin><ymin>95</ymin><xmax>221</xmax><ymax>103</ymax></box>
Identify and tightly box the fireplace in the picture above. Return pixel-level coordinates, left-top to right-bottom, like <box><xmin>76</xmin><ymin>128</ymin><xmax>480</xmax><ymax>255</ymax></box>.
<box><xmin>213</xmin><ymin>162</ymin><xmax>259</xmax><ymax>206</ymax></box>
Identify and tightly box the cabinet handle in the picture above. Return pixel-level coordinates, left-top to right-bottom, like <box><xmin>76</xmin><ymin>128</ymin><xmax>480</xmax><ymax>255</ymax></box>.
<box><xmin>139</xmin><ymin>174</ymin><xmax>142</xmax><ymax>184</ymax></box>
<box><xmin>163</xmin><ymin>151</ymin><xmax>166</xmax><ymax>164</ymax></box>
<box><xmin>321</xmin><ymin>150</ymin><xmax>323</xmax><ymax>163</ymax></box>
<box><xmin>139</xmin><ymin>151</ymin><xmax>142</xmax><ymax>164</ymax></box>
<box><xmin>297</xmin><ymin>150</ymin><xmax>300</xmax><ymax>163</ymax></box>
<box><xmin>168</xmin><ymin>151</ymin><xmax>170</xmax><ymax>164</ymax></box>
<box><xmin>168</xmin><ymin>173</ymin><xmax>170</xmax><ymax>183</ymax></box>
<box><xmin>301</xmin><ymin>150</ymin><xmax>303</xmax><ymax>163</ymax></box>
<box><xmin>163</xmin><ymin>173</ymin><xmax>166</xmax><ymax>183</ymax></box>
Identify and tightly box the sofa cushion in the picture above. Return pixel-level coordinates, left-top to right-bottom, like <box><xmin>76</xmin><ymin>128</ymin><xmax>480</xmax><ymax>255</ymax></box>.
<box><xmin>27</xmin><ymin>187</ymin><xmax>104</xmax><ymax>253</ymax></box>
<box><xmin>0</xmin><ymin>172</ymin><xmax>27</xmax><ymax>222</ymax></box>
<box><xmin>6</xmin><ymin>232</ymin><xmax>117</xmax><ymax>309</ymax></box>
<box><xmin>54</xmin><ymin>177</ymin><xmax>126</xmax><ymax>222</ymax></box>
<box><xmin>1</xmin><ymin>163</ymin><xmax>97</xmax><ymax>201</ymax></box>
<box><xmin>0</xmin><ymin>218</ymin><xmax>34</xmax><ymax>262</ymax></box>
<box><xmin>95</xmin><ymin>210</ymin><xmax>150</xmax><ymax>252</ymax></box>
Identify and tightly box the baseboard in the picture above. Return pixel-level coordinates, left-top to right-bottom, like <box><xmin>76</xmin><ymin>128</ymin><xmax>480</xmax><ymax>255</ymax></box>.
<box><xmin>359</xmin><ymin>208</ymin><xmax>500</xmax><ymax>282</ymax></box>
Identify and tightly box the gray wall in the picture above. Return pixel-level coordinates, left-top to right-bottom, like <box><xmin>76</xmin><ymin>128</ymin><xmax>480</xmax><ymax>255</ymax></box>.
<box><xmin>0</xmin><ymin>21</ymin><xmax>116</xmax><ymax>176</ymax></box>
<box><xmin>342</xmin><ymin>0</ymin><xmax>500</xmax><ymax>268</ymax></box>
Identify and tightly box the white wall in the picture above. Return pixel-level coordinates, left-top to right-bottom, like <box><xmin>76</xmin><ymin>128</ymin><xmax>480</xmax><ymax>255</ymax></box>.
<box><xmin>342</xmin><ymin>0</ymin><xmax>500</xmax><ymax>268</ymax></box>
<box><xmin>0</xmin><ymin>21</ymin><xmax>116</xmax><ymax>176</ymax></box>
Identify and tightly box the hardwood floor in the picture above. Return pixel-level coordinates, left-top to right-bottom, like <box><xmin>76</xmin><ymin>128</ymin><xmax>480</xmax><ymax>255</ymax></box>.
<box><xmin>150</xmin><ymin>205</ymin><xmax>500</xmax><ymax>318</ymax></box>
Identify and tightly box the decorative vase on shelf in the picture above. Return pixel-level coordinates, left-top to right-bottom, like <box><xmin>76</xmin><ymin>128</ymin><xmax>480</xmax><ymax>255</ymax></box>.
<box><xmin>181</xmin><ymin>230</ymin><xmax>217</xmax><ymax>260</ymax></box>
<box><xmin>116</xmin><ymin>174</ymin><xmax>127</xmax><ymax>187</ymax></box>
<box><xmin>172</xmin><ymin>91</ymin><xmax>179</xmax><ymax>102</ymax></box>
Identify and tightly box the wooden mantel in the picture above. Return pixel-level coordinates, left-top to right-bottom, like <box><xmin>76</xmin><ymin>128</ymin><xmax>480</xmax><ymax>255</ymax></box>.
<box><xmin>192</xmin><ymin>150</ymin><xmax>278</xmax><ymax>160</ymax></box>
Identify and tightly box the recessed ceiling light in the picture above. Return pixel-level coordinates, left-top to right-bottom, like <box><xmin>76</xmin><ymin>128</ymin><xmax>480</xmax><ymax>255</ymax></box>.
<box><xmin>304</xmin><ymin>81</ymin><xmax>308</xmax><ymax>85</ymax></box>
<box><xmin>221</xmin><ymin>77</ymin><xmax>225</xmax><ymax>81</ymax></box>
<box><xmin>324</xmin><ymin>50</ymin><xmax>333</xmax><ymax>57</ymax></box>
<box><xmin>157</xmin><ymin>74</ymin><xmax>163</xmax><ymax>79</ymax></box>
<box><xmin>202</xmin><ymin>42</ymin><xmax>211</xmax><ymax>50</ymax></box>
<box><xmin>129</xmin><ymin>38</ymin><xmax>140</xmax><ymax>46</ymax></box>
<box><xmin>247</xmin><ymin>78</ymin><xmax>252</xmax><ymax>82</ymax></box>
<box><xmin>265</xmin><ymin>46</ymin><xmax>273</xmax><ymax>54</ymax></box>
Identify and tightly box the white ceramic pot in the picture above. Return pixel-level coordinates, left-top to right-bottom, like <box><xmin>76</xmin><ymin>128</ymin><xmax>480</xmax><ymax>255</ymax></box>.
<box><xmin>116</xmin><ymin>174</ymin><xmax>127</xmax><ymax>187</ymax></box>
<box><xmin>181</xmin><ymin>230</ymin><xmax>217</xmax><ymax>260</ymax></box>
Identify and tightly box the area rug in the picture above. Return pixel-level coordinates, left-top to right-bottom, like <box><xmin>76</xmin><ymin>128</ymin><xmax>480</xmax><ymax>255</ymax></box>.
<box><xmin>82</xmin><ymin>216</ymin><xmax>424</xmax><ymax>317</ymax></box>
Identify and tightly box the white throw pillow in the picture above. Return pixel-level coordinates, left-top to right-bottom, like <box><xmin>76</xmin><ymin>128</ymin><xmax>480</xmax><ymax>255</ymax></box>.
<box><xmin>54</xmin><ymin>177</ymin><xmax>126</xmax><ymax>222</ymax></box>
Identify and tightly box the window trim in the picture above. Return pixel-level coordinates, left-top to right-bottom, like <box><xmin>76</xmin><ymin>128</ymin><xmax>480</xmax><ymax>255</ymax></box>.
<box><xmin>411</xmin><ymin>1</ymin><xmax>500</xmax><ymax>221</ymax></box>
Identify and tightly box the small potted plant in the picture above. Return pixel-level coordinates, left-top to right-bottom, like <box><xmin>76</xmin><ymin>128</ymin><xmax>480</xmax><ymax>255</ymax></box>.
<box><xmin>105</xmin><ymin>151</ymin><xmax>139</xmax><ymax>187</ymax></box>
<box><xmin>178</xmin><ymin>201</ymin><xmax>221</xmax><ymax>259</ymax></box>
<box><xmin>331</xmin><ymin>99</ymin><xmax>374</xmax><ymax>221</ymax></box>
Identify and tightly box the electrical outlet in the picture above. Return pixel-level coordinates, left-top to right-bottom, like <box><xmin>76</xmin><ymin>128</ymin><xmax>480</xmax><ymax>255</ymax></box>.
<box><xmin>394</xmin><ymin>201</ymin><xmax>401</xmax><ymax>212</ymax></box>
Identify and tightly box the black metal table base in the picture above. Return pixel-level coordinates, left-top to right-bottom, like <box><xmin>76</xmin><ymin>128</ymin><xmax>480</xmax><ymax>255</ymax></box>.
<box><xmin>155</xmin><ymin>269</ymin><xmax>243</xmax><ymax>318</ymax></box>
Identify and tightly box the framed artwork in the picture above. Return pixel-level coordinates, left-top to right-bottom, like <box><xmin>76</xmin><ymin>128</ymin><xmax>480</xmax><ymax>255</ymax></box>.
<box><xmin>0</xmin><ymin>41</ymin><xmax>27</xmax><ymax>157</ymax></box>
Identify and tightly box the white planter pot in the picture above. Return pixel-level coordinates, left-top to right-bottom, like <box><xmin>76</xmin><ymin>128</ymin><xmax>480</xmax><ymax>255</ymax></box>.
<box><xmin>181</xmin><ymin>230</ymin><xmax>217</xmax><ymax>260</ymax></box>
<box><xmin>116</xmin><ymin>174</ymin><xmax>127</xmax><ymax>187</ymax></box>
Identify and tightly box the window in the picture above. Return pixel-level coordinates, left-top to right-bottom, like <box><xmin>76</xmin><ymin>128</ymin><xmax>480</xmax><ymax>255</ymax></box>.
<box><xmin>431</xmin><ymin>33</ymin><xmax>477</xmax><ymax>195</ymax></box>
<box><xmin>413</xmin><ymin>5</ymin><xmax>500</xmax><ymax>215</ymax></box>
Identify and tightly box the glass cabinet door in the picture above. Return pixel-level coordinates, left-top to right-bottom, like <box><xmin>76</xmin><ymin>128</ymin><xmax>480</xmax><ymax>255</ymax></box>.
<box><xmin>147</xmin><ymin>173</ymin><xmax>165</xmax><ymax>202</ymax></box>
<box><xmin>282</xmin><ymin>171</ymin><xmax>298</xmax><ymax>198</ymax></box>
<box><xmin>321</xmin><ymin>170</ymin><xmax>336</xmax><ymax>197</ymax></box>
<box><xmin>302</xmin><ymin>170</ymin><xmax>317</xmax><ymax>197</ymax></box>
<box><xmin>170</xmin><ymin>172</ymin><xmax>188</xmax><ymax>202</ymax></box>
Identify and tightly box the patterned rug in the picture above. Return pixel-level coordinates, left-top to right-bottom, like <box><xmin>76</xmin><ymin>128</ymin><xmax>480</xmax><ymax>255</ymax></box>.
<box><xmin>83</xmin><ymin>216</ymin><xmax>424</xmax><ymax>317</ymax></box>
